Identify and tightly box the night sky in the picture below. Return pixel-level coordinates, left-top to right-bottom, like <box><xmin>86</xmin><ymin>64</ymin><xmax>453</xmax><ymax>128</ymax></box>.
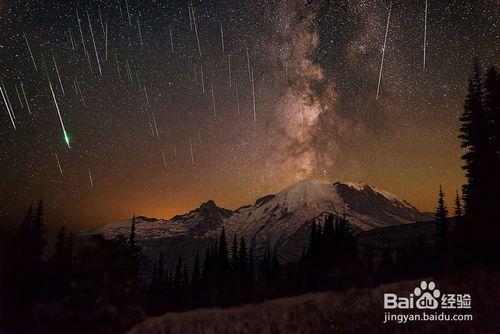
<box><xmin>0</xmin><ymin>0</ymin><xmax>498</xmax><ymax>229</ymax></box>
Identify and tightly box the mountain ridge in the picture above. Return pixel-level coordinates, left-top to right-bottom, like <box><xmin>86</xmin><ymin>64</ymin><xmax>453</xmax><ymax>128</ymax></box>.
<box><xmin>79</xmin><ymin>180</ymin><xmax>432</xmax><ymax>267</ymax></box>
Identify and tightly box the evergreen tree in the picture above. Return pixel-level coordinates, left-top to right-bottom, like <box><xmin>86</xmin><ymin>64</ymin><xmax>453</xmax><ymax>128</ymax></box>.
<box><xmin>191</xmin><ymin>252</ymin><xmax>201</xmax><ymax>288</ymax></box>
<box><xmin>483</xmin><ymin>66</ymin><xmax>500</xmax><ymax>223</ymax></box>
<box><xmin>201</xmin><ymin>246</ymin><xmax>212</xmax><ymax>285</ymax></box>
<box><xmin>435</xmin><ymin>186</ymin><xmax>450</xmax><ymax>253</ymax></box>
<box><xmin>173</xmin><ymin>257</ymin><xmax>183</xmax><ymax>288</ymax></box>
<box><xmin>307</xmin><ymin>221</ymin><xmax>319</xmax><ymax>258</ymax></box>
<box><xmin>454</xmin><ymin>191</ymin><xmax>463</xmax><ymax>218</ymax></box>
<box><xmin>182</xmin><ymin>264</ymin><xmax>189</xmax><ymax>287</ymax></box>
<box><xmin>459</xmin><ymin>61</ymin><xmax>491</xmax><ymax>221</ymax></box>
<box><xmin>231</xmin><ymin>234</ymin><xmax>238</xmax><ymax>270</ymax></box>
<box><xmin>48</xmin><ymin>225</ymin><xmax>71</xmax><ymax>298</ymax></box>
<box><xmin>30</xmin><ymin>200</ymin><xmax>46</xmax><ymax>298</ymax></box>
<box><xmin>218</xmin><ymin>227</ymin><xmax>229</xmax><ymax>272</ymax></box>
<box><xmin>248</xmin><ymin>247</ymin><xmax>255</xmax><ymax>282</ymax></box>
<box><xmin>127</xmin><ymin>214</ymin><xmax>141</xmax><ymax>284</ymax></box>
<box><xmin>31</xmin><ymin>200</ymin><xmax>46</xmax><ymax>272</ymax></box>
<box><xmin>157</xmin><ymin>252</ymin><xmax>164</xmax><ymax>288</ymax></box>
<box><xmin>238</xmin><ymin>238</ymin><xmax>248</xmax><ymax>275</ymax></box>
<box><xmin>435</xmin><ymin>186</ymin><xmax>449</xmax><ymax>223</ymax></box>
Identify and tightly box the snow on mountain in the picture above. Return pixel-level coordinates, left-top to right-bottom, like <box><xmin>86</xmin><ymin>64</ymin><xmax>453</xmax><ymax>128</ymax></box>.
<box><xmin>222</xmin><ymin>180</ymin><xmax>431</xmax><ymax>263</ymax></box>
<box><xmin>79</xmin><ymin>180</ymin><xmax>432</xmax><ymax>267</ymax></box>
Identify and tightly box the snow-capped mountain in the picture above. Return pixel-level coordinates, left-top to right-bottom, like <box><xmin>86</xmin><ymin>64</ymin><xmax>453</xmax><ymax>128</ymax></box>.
<box><xmin>79</xmin><ymin>180</ymin><xmax>432</xmax><ymax>266</ymax></box>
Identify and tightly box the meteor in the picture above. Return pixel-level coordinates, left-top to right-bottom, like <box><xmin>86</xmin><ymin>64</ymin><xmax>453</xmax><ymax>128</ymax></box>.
<box><xmin>87</xmin><ymin>11</ymin><xmax>102</xmax><ymax>76</ymax></box>
<box><xmin>0</xmin><ymin>86</ymin><xmax>16</xmax><ymax>130</ymax></box>
<box><xmin>52</xmin><ymin>54</ymin><xmax>65</xmax><ymax>95</ymax></box>
<box><xmin>74</xmin><ymin>77</ymin><xmax>86</xmax><ymax>107</ymax></box>
<box><xmin>115</xmin><ymin>54</ymin><xmax>122</xmax><ymax>80</ymax></box>
<box><xmin>20</xmin><ymin>82</ymin><xmax>31</xmax><ymax>114</ymax></box>
<box><xmin>125</xmin><ymin>0</ymin><xmax>132</xmax><ymax>26</ymax></box>
<box><xmin>23</xmin><ymin>33</ymin><xmax>37</xmax><ymax>71</ymax></box>
<box><xmin>1</xmin><ymin>80</ymin><xmax>15</xmax><ymax>120</ymax></box>
<box><xmin>220</xmin><ymin>23</ymin><xmax>225</xmax><ymax>54</ymax></box>
<box><xmin>251</xmin><ymin>68</ymin><xmax>256</xmax><ymax>122</ymax></box>
<box><xmin>246</xmin><ymin>48</ymin><xmax>251</xmax><ymax>81</ymax></box>
<box><xmin>235</xmin><ymin>80</ymin><xmax>240</xmax><ymax>115</ymax></box>
<box><xmin>68</xmin><ymin>28</ymin><xmax>76</xmax><ymax>51</ymax></box>
<box><xmin>88</xmin><ymin>169</ymin><xmax>94</xmax><ymax>188</ymax></box>
<box><xmin>210</xmin><ymin>78</ymin><xmax>216</xmax><ymax>117</ymax></box>
<box><xmin>200</xmin><ymin>65</ymin><xmax>205</xmax><ymax>93</ymax></box>
<box><xmin>76</xmin><ymin>9</ymin><xmax>93</xmax><ymax>73</ymax></box>
<box><xmin>15</xmin><ymin>84</ymin><xmax>23</xmax><ymax>108</ymax></box>
<box><xmin>189</xmin><ymin>136</ymin><xmax>194</xmax><ymax>165</ymax></box>
<box><xmin>44</xmin><ymin>61</ymin><xmax>71</xmax><ymax>148</ymax></box>
<box><xmin>169</xmin><ymin>27</ymin><xmax>174</xmax><ymax>53</ymax></box>
<box><xmin>192</xmin><ymin>7</ymin><xmax>202</xmax><ymax>58</ymax></box>
<box><xmin>99</xmin><ymin>8</ymin><xmax>105</xmax><ymax>36</ymax></box>
<box><xmin>423</xmin><ymin>0</ymin><xmax>428</xmax><ymax>71</ymax></box>
<box><xmin>376</xmin><ymin>2</ymin><xmax>392</xmax><ymax>99</ymax></box>
<box><xmin>105</xmin><ymin>19</ymin><xmax>108</xmax><ymax>61</ymax></box>
<box><xmin>76</xmin><ymin>9</ymin><xmax>87</xmax><ymax>56</ymax></box>
<box><xmin>137</xmin><ymin>16</ymin><xmax>144</xmax><ymax>48</ymax></box>
<box><xmin>228</xmin><ymin>55</ymin><xmax>232</xmax><ymax>88</ymax></box>
<box><xmin>161</xmin><ymin>148</ymin><xmax>167</xmax><ymax>168</ymax></box>
<box><xmin>55</xmin><ymin>153</ymin><xmax>63</xmax><ymax>175</ymax></box>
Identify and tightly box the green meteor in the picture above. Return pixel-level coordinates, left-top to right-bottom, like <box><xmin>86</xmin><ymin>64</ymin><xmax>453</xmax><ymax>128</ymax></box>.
<box><xmin>43</xmin><ymin>59</ymin><xmax>71</xmax><ymax>148</ymax></box>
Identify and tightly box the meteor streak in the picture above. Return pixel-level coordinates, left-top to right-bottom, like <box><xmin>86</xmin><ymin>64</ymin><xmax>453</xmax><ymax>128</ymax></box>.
<box><xmin>52</xmin><ymin>54</ymin><xmax>65</xmax><ymax>95</ymax></box>
<box><xmin>115</xmin><ymin>54</ymin><xmax>121</xmax><ymax>80</ymax></box>
<box><xmin>125</xmin><ymin>0</ymin><xmax>132</xmax><ymax>26</ymax></box>
<box><xmin>169</xmin><ymin>27</ymin><xmax>174</xmax><ymax>53</ymax></box>
<box><xmin>68</xmin><ymin>28</ymin><xmax>76</xmax><ymax>51</ymax></box>
<box><xmin>88</xmin><ymin>169</ymin><xmax>94</xmax><ymax>188</ymax></box>
<box><xmin>55</xmin><ymin>153</ymin><xmax>63</xmax><ymax>175</ymax></box>
<box><xmin>137</xmin><ymin>16</ymin><xmax>143</xmax><ymax>48</ymax></box>
<box><xmin>220</xmin><ymin>23</ymin><xmax>225</xmax><ymax>54</ymax></box>
<box><xmin>2</xmin><ymin>80</ymin><xmax>15</xmax><ymax>120</ymax></box>
<box><xmin>161</xmin><ymin>148</ymin><xmax>167</xmax><ymax>168</ymax></box>
<box><xmin>423</xmin><ymin>0</ymin><xmax>428</xmax><ymax>71</ymax></box>
<box><xmin>193</xmin><ymin>7</ymin><xmax>202</xmax><ymax>58</ymax></box>
<box><xmin>0</xmin><ymin>86</ymin><xmax>16</xmax><ymax>130</ymax></box>
<box><xmin>251</xmin><ymin>68</ymin><xmax>256</xmax><ymax>122</ymax></box>
<box><xmin>23</xmin><ymin>33</ymin><xmax>37</xmax><ymax>71</ymax></box>
<box><xmin>44</xmin><ymin>61</ymin><xmax>71</xmax><ymax>148</ymax></box>
<box><xmin>15</xmin><ymin>84</ymin><xmax>23</xmax><ymax>108</ymax></box>
<box><xmin>246</xmin><ymin>48</ymin><xmax>251</xmax><ymax>81</ymax></box>
<box><xmin>20</xmin><ymin>82</ymin><xmax>31</xmax><ymax>115</ymax></box>
<box><xmin>200</xmin><ymin>65</ymin><xmax>205</xmax><ymax>93</ymax></box>
<box><xmin>235</xmin><ymin>80</ymin><xmax>240</xmax><ymax>115</ymax></box>
<box><xmin>376</xmin><ymin>2</ymin><xmax>392</xmax><ymax>99</ymax></box>
<box><xmin>228</xmin><ymin>55</ymin><xmax>232</xmax><ymax>88</ymax></box>
<box><xmin>105</xmin><ymin>19</ymin><xmax>108</xmax><ymax>61</ymax></box>
<box><xmin>210</xmin><ymin>79</ymin><xmax>216</xmax><ymax>116</ymax></box>
<box><xmin>189</xmin><ymin>136</ymin><xmax>194</xmax><ymax>165</ymax></box>
<box><xmin>87</xmin><ymin>11</ymin><xmax>102</xmax><ymax>76</ymax></box>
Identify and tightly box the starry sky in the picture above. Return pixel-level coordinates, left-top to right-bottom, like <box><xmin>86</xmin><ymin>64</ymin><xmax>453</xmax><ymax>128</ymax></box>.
<box><xmin>0</xmin><ymin>0</ymin><xmax>498</xmax><ymax>229</ymax></box>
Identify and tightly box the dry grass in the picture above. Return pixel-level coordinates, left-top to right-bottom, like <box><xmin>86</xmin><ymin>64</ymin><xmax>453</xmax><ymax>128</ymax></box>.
<box><xmin>130</xmin><ymin>271</ymin><xmax>500</xmax><ymax>334</ymax></box>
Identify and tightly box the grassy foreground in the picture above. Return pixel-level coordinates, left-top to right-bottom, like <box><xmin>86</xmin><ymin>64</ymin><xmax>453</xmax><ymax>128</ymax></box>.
<box><xmin>129</xmin><ymin>270</ymin><xmax>500</xmax><ymax>333</ymax></box>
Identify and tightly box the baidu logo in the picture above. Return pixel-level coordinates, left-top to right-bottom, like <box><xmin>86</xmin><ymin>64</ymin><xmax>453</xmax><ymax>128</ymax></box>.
<box><xmin>384</xmin><ymin>280</ymin><xmax>471</xmax><ymax>310</ymax></box>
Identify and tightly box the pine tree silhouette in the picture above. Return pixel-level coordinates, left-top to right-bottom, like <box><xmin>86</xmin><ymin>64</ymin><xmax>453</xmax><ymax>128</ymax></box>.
<box><xmin>435</xmin><ymin>186</ymin><xmax>449</xmax><ymax>251</ymax></box>
<box><xmin>231</xmin><ymin>234</ymin><xmax>238</xmax><ymax>270</ymax></box>
<box><xmin>459</xmin><ymin>61</ymin><xmax>491</xmax><ymax>221</ymax></box>
<box><xmin>127</xmin><ymin>214</ymin><xmax>142</xmax><ymax>285</ymax></box>
<box><xmin>191</xmin><ymin>252</ymin><xmax>201</xmax><ymax>288</ymax></box>
<box><xmin>483</xmin><ymin>66</ymin><xmax>500</xmax><ymax>224</ymax></box>
<box><xmin>454</xmin><ymin>191</ymin><xmax>463</xmax><ymax>218</ymax></box>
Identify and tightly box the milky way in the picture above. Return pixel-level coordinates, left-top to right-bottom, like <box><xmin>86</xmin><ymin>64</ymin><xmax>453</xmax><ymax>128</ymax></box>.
<box><xmin>0</xmin><ymin>0</ymin><xmax>497</xmax><ymax>228</ymax></box>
